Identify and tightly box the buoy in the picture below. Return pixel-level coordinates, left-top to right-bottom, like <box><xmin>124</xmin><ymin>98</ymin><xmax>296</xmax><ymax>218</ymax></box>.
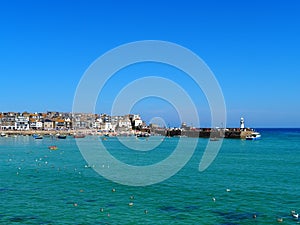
<box><xmin>48</xmin><ymin>146</ymin><xmax>58</xmax><ymax>150</ymax></box>
<box><xmin>277</xmin><ymin>218</ymin><xmax>283</xmax><ymax>222</ymax></box>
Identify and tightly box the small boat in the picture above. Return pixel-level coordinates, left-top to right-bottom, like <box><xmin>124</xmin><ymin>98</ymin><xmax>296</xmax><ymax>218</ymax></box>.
<box><xmin>246</xmin><ymin>132</ymin><xmax>261</xmax><ymax>140</ymax></box>
<box><xmin>33</xmin><ymin>134</ymin><xmax>43</xmax><ymax>139</ymax></box>
<box><xmin>57</xmin><ymin>134</ymin><xmax>67</xmax><ymax>139</ymax></box>
<box><xmin>48</xmin><ymin>145</ymin><xmax>58</xmax><ymax>150</ymax></box>
<box><xmin>136</xmin><ymin>133</ymin><xmax>151</xmax><ymax>138</ymax></box>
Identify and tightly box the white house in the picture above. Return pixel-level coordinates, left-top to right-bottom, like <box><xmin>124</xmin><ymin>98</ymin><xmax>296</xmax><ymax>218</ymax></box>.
<box><xmin>92</xmin><ymin>118</ymin><xmax>102</xmax><ymax>129</ymax></box>
<box><xmin>15</xmin><ymin>116</ymin><xmax>30</xmax><ymax>130</ymax></box>
<box><xmin>36</xmin><ymin>121</ymin><xmax>43</xmax><ymax>129</ymax></box>
<box><xmin>118</xmin><ymin>119</ymin><xmax>132</xmax><ymax>129</ymax></box>
<box><xmin>134</xmin><ymin>119</ymin><xmax>143</xmax><ymax>127</ymax></box>
<box><xmin>100</xmin><ymin>122</ymin><xmax>113</xmax><ymax>131</ymax></box>
<box><xmin>65</xmin><ymin>118</ymin><xmax>72</xmax><ymax>129</ymax></box>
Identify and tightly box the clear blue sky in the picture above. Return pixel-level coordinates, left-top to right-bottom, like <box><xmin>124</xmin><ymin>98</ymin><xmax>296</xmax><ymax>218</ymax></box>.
<box><xmin>0</xmin><ymin>0</ymin><xmax>299</xmax><ymax>127</ymax></box>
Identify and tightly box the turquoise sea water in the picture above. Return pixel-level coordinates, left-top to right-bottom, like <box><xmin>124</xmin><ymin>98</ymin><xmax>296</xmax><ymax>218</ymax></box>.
<box><xmin>1</xmin><ymin>129</ymin><xmax>300</xmax><ymax>224</ymax></box>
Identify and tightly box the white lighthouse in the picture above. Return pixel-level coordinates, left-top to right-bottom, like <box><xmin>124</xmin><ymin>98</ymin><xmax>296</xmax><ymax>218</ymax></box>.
<box><xmin>240</xmin><ymin>117</ymin><xmax>245</xmax><ymax>130</ymax></box>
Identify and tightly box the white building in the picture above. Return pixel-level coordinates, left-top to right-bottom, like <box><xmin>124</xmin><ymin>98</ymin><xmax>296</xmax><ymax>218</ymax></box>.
<box><xmin>36</xmin><ymin>121</ymin><xmax>43</xmax><ymax>129</ymax></box>
<box><xmin>1</xmin><ymin>113</ymin><xmax>16</xmax><ymax>130</ymax></box>
<box><xmin>92</xmin><ymin>118</ymin><xmax>102</xmax><ymax>129</ymax></box>
<box><xmin>119</xmin><ymin>119</ymin><xmax>132</xmax><ymax>129</ymax></box>
<box><xmin>15</xmin><ymin>116</ymin><xmax>30</xmax><ymax>130</ymax></box>
<box><xmin>117</xmin><ymin>116</ymin><xmax>132</xmax><ymax>131</ymax></box>
<box><xmin>1</xmin><ymin>125</ymin><xmax>15</xmax><ymax>130</ymax></box>
<box><xmin>133</xmin><ymin>114</ymin><xmax>140</xmax><ymax>120</ymax></box>
<box><xmin>134</xmin><ymin>119</ymin><xmax>143</xmax><ymax>127</ymax></box>
<box><xmin>100</xmin><ymin>122</ymin><xmax>113</xmax><ymax>131</ymax></box>
<box><xmin>64</xmin><ymin>118</ymin><xmax>72</xmax><ymax>129</ymax></box>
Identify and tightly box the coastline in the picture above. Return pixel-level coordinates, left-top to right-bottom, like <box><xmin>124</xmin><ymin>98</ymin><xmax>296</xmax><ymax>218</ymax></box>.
<box><xmin>0</xmin><ymin>130</ymin><xmax>86</xmax><ymax>136</ymax></box>
<box><xmin>0</xmin><ymin>128</ymin><xmax>256</xmax><ymax>139</ymax></box>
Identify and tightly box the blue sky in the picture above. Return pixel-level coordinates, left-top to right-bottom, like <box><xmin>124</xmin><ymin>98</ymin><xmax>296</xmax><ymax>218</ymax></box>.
<box><xmin>0</xmin><ymin>0</ymin><xmax>299</xmax><ymax>127</ymax></box>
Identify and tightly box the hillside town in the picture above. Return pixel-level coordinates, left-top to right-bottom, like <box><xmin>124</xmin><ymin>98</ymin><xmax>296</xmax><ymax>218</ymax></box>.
<box><xmin>0</xmin><ymin>111</ymin><xmax>152</xmax><ymax>134</ymax></box>
<box><xmin>0</xmin><ymin>112</ymin><xmax>259</xmax><ymax>139</ymax></box>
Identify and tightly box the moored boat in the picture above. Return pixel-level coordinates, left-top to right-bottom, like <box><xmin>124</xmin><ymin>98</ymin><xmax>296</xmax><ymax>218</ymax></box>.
<box><xmin>33</xmin><ymin>134</ymin><xmax>43</xmax><ymax>139</ymax></box>
<box><xmin>246</xmin><ymin>132</ymin><xmax>261</xmax><ymax>140</ymax></box>
<box><xmin>57</xmin><ymin>134</ymin><xmax>67</xmax><ymax>139</ymax></box>
<box><xmin>136</xmin><ymin>132</ymin><xmax>151</xmax><ymax>138</ymax></box>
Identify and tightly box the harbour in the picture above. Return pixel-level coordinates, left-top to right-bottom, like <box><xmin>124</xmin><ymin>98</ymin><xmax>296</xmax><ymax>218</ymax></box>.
<box><xmin>1</xmin><ymin>1</ymin><xmax>298</xmax><ymax>224</ymax></box>
<box><xmin>1</xmin><ymin>112</ymin><xmax>260</xmax><ymax>140</ymax></box>
<box><xmin>0</xmin><ymin>127</ymin><xmax>257</xmax><ymax>139</ymax></box>
<box><xmin>0</xmin><ymin>128</ymin><xmax>299</xmax><ymax>224</ymax></box>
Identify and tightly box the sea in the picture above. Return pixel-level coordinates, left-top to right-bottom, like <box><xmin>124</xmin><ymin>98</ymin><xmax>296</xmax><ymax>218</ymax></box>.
<box><xmin>0</xmin><ymin>128</ymin><xmax>299</xmax><ymax>225</ymax></box>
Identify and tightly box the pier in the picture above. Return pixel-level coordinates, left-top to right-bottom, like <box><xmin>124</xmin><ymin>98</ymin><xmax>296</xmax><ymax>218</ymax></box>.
<box><xmin>152</xmin><ymin>118</ymin><xmax>257</xmax><ymax>139</ymax></box>
<box><xmin>153</xmin><ymin>128</ymin><xmax>255</xmax><ymax>139</ymax></box>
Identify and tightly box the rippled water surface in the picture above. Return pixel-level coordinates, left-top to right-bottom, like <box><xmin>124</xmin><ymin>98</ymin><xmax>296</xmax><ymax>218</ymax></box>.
<box><xmin>1</xmin><ymin>129</ymin><xmax>299</xmax><ymax>224</ymax></box>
